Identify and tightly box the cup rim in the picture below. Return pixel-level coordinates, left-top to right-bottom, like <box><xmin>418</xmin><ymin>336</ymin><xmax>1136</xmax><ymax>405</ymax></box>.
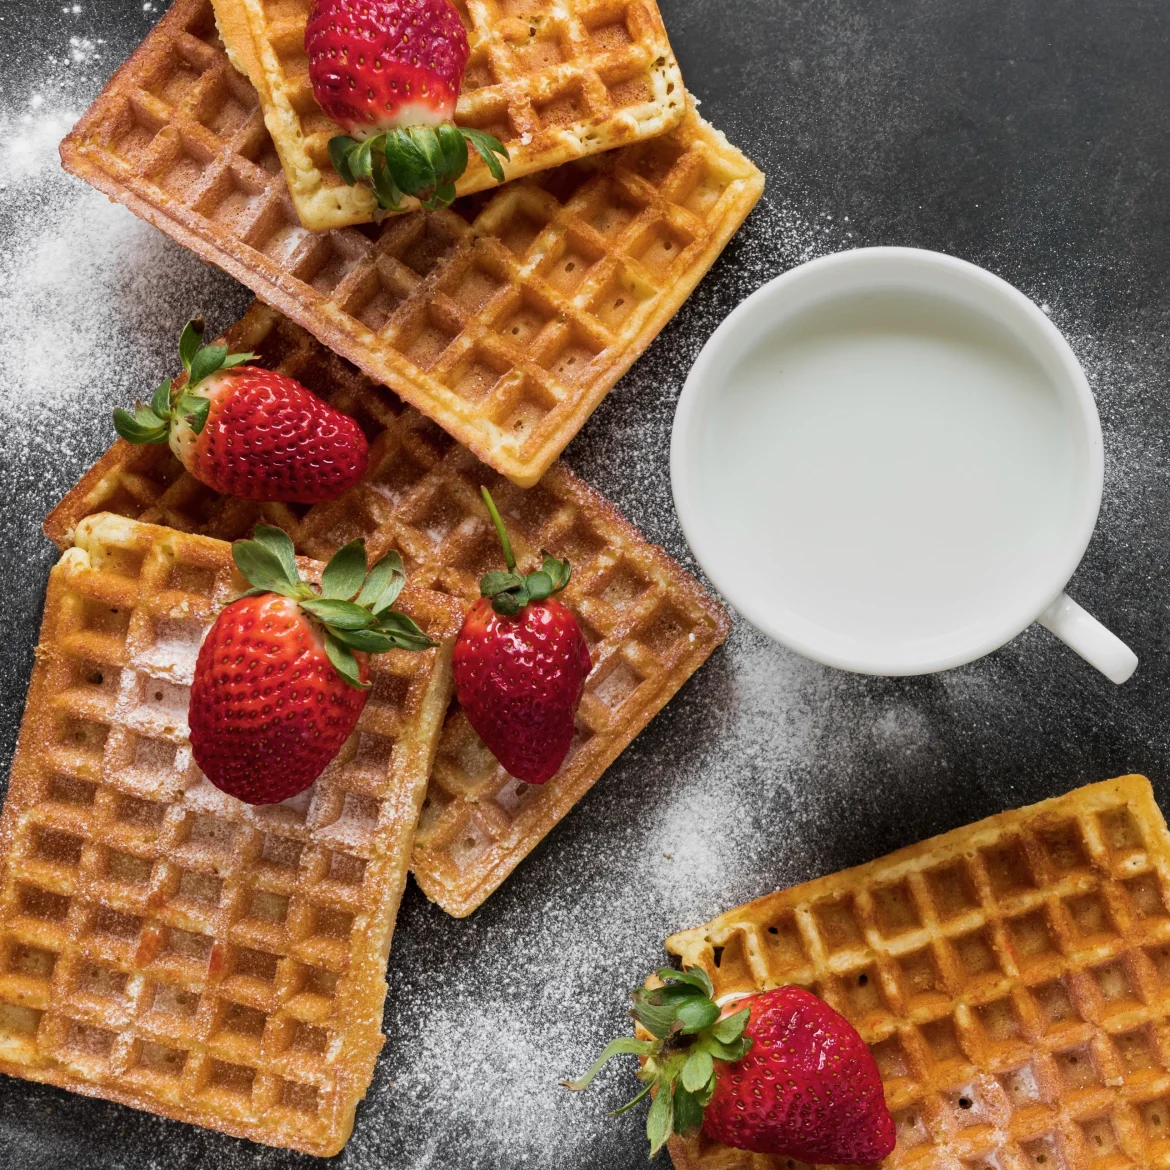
<box><xmin>670</xmin><ymin>246</ymin><xmax>1105</xmax><ymax>675</ymax></box>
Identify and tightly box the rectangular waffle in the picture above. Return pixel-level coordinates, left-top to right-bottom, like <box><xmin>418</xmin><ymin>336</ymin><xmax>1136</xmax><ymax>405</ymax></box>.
<box><xmin>662</xmin><ymin>776</ymin><xmax>1170</xmax><ymax>1170</ymax></box>
<box><xmin>212</xmin><ymin>0</ymin><xmax>687</xmax><ymax>230</ymax></box>
<box><xmin>0</xmin><ymin>513</ymin><xmax>463</xmax><ymax>1155</ymax></box>
<box><xmin>59</xmin><ymin>0</ymin><xmax>765</xmax><ymax>487</ymax></box>
<box><xmin>43</xmin><ymin>302</ymin><xmax>733</xmax><ymax>918</ymax></box>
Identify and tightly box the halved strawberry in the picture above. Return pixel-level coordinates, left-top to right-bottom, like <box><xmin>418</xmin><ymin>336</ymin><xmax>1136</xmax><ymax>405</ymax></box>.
<box><xmin>305</xmin><ymin>0</ymin><xmax>509</xmax><ymax>211</ymax></box>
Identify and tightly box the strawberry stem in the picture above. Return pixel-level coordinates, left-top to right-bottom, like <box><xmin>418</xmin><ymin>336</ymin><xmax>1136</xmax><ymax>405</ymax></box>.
<box><xmin>481</xmin><ymin>486</ymin><xmax>517</xmax><ymax>573</ymax></box>
<box><xmin>562</xmin><ymin>966</ymin><xmax>752</xmax><ymax>1158</ymax></box>
<box><xmin>477</xmin><ymin>488</ymin><xmax>573</xmax><ymax>616</ymax></box>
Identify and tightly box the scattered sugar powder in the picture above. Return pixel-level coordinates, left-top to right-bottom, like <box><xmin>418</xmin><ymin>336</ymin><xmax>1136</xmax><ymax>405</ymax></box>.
<box><xmin>3</xmin><ymin>29</ymin><xmax>1168</xmax><ymax>1170</ymax></box>
<box><xmin>0</xmin><ymin>61</ymin><xmax>249</xmax><ymax>524</ymax></box>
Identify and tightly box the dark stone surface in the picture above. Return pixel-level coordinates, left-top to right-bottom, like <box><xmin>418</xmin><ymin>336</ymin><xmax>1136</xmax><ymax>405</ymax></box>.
<box><xmin>2</xmin><ymin>0</ymin><xmax>1169</xmax><ymax>1167</ymax></box>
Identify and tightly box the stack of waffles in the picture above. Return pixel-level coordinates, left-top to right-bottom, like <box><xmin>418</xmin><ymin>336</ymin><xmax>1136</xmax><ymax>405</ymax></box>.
<box><xmin>2</xmin><ymin>0</ymin><xmax>760</xmax><ymax>1151</ymax></box>
<box><xmin>61</xmin><ymin>0</ymin><xmax>765</xmax><ymax>485</ymax></box>
<box><xmin>662</xmin><ymin>776</ymin><xmax>1170</xmax><ymax>1170</ymax></box>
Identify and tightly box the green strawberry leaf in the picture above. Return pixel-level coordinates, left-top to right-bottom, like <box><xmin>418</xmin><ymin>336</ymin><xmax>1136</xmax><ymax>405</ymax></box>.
<box><xmin>233</xmin><ymin>538</ymin><xmax>302</xmax><ymax>597</ymax></box>
<box><xmin>356</xmin><ymin>549</ymin><xmax>406</xmax><ymax>610</ymax></box>
<box><xmin>646</xmin><ymin>1075</ymin><xmax>675</xmax><ymax>1158</ymax></box>
<box><xmin>435</xmin><ymin>123</ymin><xmax>468</xmax><ymax>184</ymax></box>
<box><xmin>251</xmin><ymin>524</ymin><xmax>299</xmax><ymax>584</ymax></box>
<box><xmin>321</xmin><ymin>538</ymin><xmax>368</xmax><ymax>600</ymax></box>
<box><xmin>328</xmin><ymin>135</ymin><xmax>360</xmax><ymax>185</ymax></box>
<box><xmin>542</xmin><ymin>551</ymin><xmax>572</xmax><ymax>592</ymax></box>
<box><xmin>525</xmin><ymin>569</ymin><xmax>554</xmax><ymax>601</ymax></box>
<box><xmin>461</xmin><ymin>127</ymin><xmax>509</xmax><ymax>182</ymax></box>
<box><xmin>375</xmin><ymin>610</ymin><xmax>437</xmax><ymax>650</ymax></box>
<box><xmin>672</xmin><ymin>1084</ymin><xmax>704</xmax><ymax>1139</ymax></box>
<box><xmin>608</xmin><ymin>1081</ymin><xmax>653</xmax><ymax>1117</ymax></box>
<box><xmin>407</xmin><ymin>126</ymin><xmax>444</xmax><ymax>177</ymax></box>
<box><xmin>350</xmin><ymin>138</ymin><xmax>376</xmax><ymax>185</ymax></box>
<box><xmin>709</xmin><ymin>1007</ymin><xmax>750</xmax><ymax>1044</ymax></box>
<box><xmin>383</xmin><ymin>130</ymin><xmax>435</xmax><ymax>198</ymax></box>
<box><xmin>420</xmin><ymin>181</ymin><xmax>458</xmax><ymax>211</ymax></box>
<box><xmin>675</xmin><ymin>998</ymin><xmax>720</xmax><ymax>1035</ymax></box>
<box><xmin>330</xmin><ymin>627</ymin><xmax>401</xmax><ymax>653</ymax></box>
<box><xmin>301</xmin><ymin>598</ymin><xmax>377</xmax><ymax>629</ymax></box>
<box><xmin>560</xmin><ymin>1037</ymin><xmax>654</xmax><ymax>1091</ymax></box>
<box><xmin>113</xmin><ymin>404</ymin><xmax>169</xmax><ymax>445</ymax></box>
<box><xmin>659</xmin><ymin>967</ymin><xmax>715</xmax><ymax>998</ymax></box>
<box><xmin>704</xmin><ymin>1035</ymin><xmax>752</xmax><ymax>1063</ymax></box>
<box><xmin>150</xmin><ymin>378</ymin><xmax>174</xmax><ymax>420</ymax></box>
<box><xmin>175</xmin><ymin>392</ymin><xmax>211</xmax><ymax>435</ymax></box>
<box><xmin>221</xmin><ymin>351</ymin><xmax>256</xmax><ymax>369</ymax></box>
<box><xmin>490</xmin><ymin>590</ymin><xmax>525</xmax><ymax>617</ymax></box>
<box><xmin>324</xmin><ymin>630</ymin><xmax>370</xmax><ymax>690</ymax></box>
<box><xmin>178</xmin><ymin>319</ymin><xmax>203</xmax><ymax>372</ymax></box>
<box><xmin>480</xmin><ymin>571</ymin><xmax>525</xmax><ymax>597</ymax></box>
<box><xmin>654</xmin><ymin>985</ymin><xmax>707</xmax><ymax>1007</ymax></box>
<box><xmin>680</xmin><ymin>1048</ymin><xmax>713</xmax><ymax>1094</ymax></box>
<box><xmin>369</xmin><ymin>151</ymin><xmax>406</xmax><ymax>211</ymax></box>
<box><xmin>631</xmin><ymin>988</ymin><xmax>682</xmax><ymax>1039</ymax></box>
<box><xmin>187</xmin><ymin>343</ymin><xmax>228</xmax><ymax>389</ymax></box>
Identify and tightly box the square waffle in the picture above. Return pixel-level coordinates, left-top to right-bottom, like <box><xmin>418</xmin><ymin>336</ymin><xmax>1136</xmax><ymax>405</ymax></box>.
<box><xmin>0</xmin><ymin>513</ymin><xmax>463</xmax><ymax>1155</ymax></box>
<box><xmin>212</xmin><ymin>0</ymin><xmax>687</xmax><ymax>230</ymax></box>
<box><xmin>59</xmin><ymin>0</ymin><xmax>765</xmax><ymax>487</ymax></box>
<box><xmin>662</xmin><ymin>776</ymin><xmax>1170</xmax><ymax>1170</ymax></box>
<box><xmin>43</xmin><ymin>302</ymin><xmax>733</xmax><ymax>918</ymax></box>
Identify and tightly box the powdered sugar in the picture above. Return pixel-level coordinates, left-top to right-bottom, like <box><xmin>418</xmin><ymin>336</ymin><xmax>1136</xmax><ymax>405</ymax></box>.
<box><xmin>0</xmin><ymin>59</ymin><xmax>248</xmax><ymax>508</ymax></box>
<box><xmin>2</xmin><ymin>14</ymin><xmax>1165</xmax><ymax>1170</ymax></box>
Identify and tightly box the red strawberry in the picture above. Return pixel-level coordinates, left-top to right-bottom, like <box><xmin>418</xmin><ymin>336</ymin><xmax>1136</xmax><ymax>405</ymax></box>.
<box><xmin>565</xmin><ymin>968</ymin><xmax>896</xmax><ymax>1165</ymax></box>
<box><xmin>304</xmin><ymin>0</ymin><xmax>509</xmax><ymax>211</ymax></box>
<box><xmin>189</xmin><ymin>525</ymin><xmax>435</xmax><ymax>804</ymax></box>
<box><xmin>114</xmin><ymin>320</ymin><xmax>369</xmax><ymax>503</ymax></box>
<box><xmin>452</xmin><ymin>487</ymin><xmax>591</xmax><ymax>784</ymax></box>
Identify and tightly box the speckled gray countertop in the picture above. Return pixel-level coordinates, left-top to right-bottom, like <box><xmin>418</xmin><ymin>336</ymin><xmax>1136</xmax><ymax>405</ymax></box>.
<box><xmin>3</xmin><ymin>0</ymin><xmax>1170</xmax><ymax>1166</ymax></box>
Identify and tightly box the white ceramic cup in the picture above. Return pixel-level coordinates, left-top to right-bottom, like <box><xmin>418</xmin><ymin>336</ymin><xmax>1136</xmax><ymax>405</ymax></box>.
<box><xmin>671</xmin><ymin>247</ymin><xmax>1138</xmax><ymax>683</ymax></box>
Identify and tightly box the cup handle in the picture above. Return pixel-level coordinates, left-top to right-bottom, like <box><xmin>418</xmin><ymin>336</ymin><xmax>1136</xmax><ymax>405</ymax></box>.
<box><xmin>1037</xmin><ymin>593</ymin><xmax>1138</xmax><ymax>684</ymax></box>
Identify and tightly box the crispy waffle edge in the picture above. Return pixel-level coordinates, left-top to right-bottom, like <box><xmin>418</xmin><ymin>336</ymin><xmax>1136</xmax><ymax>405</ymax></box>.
<box><xmin>0</xmin><ymin>515</ymin><xmax>463</xmax><ymax>1154</ymax></box>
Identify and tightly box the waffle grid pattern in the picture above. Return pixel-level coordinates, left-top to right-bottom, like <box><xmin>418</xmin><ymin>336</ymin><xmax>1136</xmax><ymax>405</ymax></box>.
<box><xmin>59</xmin><ymin>0</ymin><xmax>765</xmax><ymax>486</ymax></box>
<box><xmin>663</xmin><ymin>777</ymin><xmax>1170</xmax><ymax>1170</ymax></box>
<box><xmin>0</xmin><ymin>514</ymin><xmax>462</xmax><ymax>1154</ymax></box>
<box><xmin>213</xmin><ymin>0</ymin><xmax>687</xmax><ymax>229</ymax></box>
<box><xmin>43</xmin><ymin>304</ymin><xmax>732</xmax><ymax>918</ymax></box>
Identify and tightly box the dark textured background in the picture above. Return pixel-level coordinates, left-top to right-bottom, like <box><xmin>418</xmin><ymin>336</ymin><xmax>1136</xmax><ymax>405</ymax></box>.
<box><xmin>2</xmin><ymin>0</ymin><xmax>1170</xmax><ymax>1166</ymax></box>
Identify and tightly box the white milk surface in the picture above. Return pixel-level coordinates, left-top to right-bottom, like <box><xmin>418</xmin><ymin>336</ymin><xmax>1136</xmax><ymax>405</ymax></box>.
<box><xmin>702</xmin><ymin>290</ymin><xmax>1083</xmax><ymax>653</ymax></box>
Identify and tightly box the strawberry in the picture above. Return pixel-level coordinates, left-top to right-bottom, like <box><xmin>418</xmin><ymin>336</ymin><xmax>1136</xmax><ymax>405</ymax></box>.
<box><xmin>565</xmin><ymin>968</ymin><xmax>896</xmax><ymax>1164</ymax></box>
<box><xmin>452</xmin><ymin>487</ymin><xmax>591</xmax><ymax>784</ymax></box>
<box><xmin>305</xmin><ymin>0</ymin><xmax>509</xmax><ymax>211</ymax></box>
<box><xmin>113</xmin><ymin>320</ymin><xmax>369</xmax><ymax>503</ymax></box>
<box><xmin>189</xmin><ymin>524</ymin><xmax>435</xmax><ymax>804</ymax></box>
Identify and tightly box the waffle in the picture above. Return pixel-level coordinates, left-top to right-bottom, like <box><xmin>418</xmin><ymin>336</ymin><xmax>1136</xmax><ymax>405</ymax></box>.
<box><xmin>661</xmin><ymin>776</ymin><xmax>1170</xmax><ymax>1170</ymax></box>
<box><xmin>0</xmin><ymin>514</ymin><xmax>463</xmax><ymax>1155</ymax></box>
<box><xmin>59</xmin><ymin>0</ymin><xmax>765</xmax><ymax>487</ymax></box>
<box><xmin>212</xmin><ymin>0</ymin><xmax>687</xmax><ymax>230</ymax></box>
<box><xmin>43</xmin><ymin>303</ymin><xmax>732</xmax><ymax>918</ymax></box>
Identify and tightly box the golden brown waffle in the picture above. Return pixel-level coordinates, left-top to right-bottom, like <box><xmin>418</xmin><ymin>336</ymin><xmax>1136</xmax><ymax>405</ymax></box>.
<box><xmin>661</xmin><ymin>776</ymin><xmax>1170</xmax><ymax>1170</ymax></box>
<box><xmin>0</xmin><ymin>514</ymin><xmax>463</xmax><ymax>1155</ymax></box>
<box><xmin>43</xmin><ymin>303</ymin><xmax>732</xmax><ymax>917</ymax></box>
<box><xmin>212</xmin><ymin>0</ymin><xmax>687</xmax><ymax>230</ymax></box>
<box><xmin>59</xmin><ymin>0</ymin><xmax>765</xmax><ymax>486</ymax></box>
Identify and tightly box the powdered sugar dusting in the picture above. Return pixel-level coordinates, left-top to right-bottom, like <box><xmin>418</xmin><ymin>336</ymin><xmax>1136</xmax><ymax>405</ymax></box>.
<box><xmin>2</xmin><ymin>9</ymin><xmax>1168</xmax><ymax>1170</ymax></box>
